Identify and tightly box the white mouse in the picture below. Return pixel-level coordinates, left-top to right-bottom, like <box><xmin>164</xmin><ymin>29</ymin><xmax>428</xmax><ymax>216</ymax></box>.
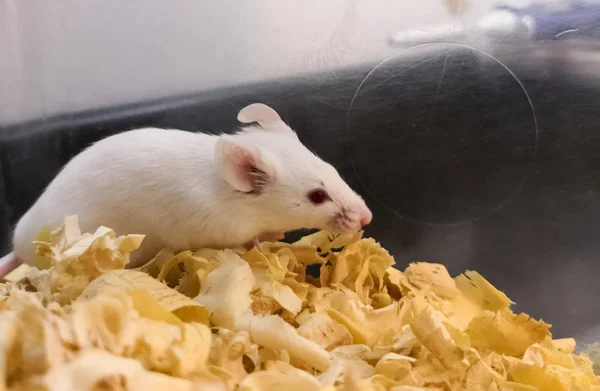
<box><xmin>8</xmin><ymin>103</ymin><xmax>372</xmax><ymax>270</ymax></box>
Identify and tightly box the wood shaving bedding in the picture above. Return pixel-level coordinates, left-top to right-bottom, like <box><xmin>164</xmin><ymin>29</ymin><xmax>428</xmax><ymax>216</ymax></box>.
<box><xmin>1</xmin><ymin>215</ymin><xmax>598</xmax><ymax>391</ymax></box>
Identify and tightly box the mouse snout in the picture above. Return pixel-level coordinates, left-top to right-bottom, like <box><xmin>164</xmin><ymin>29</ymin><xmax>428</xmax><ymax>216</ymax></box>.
<box><xmin>359</xmin><ymin>206</ymin><xmax>372</xmax><ymax>227</ymax></box>
<box><xmin>328</xmin><ymin>203</ymin><xmax>372</xmax><ymax>233</ymax></box>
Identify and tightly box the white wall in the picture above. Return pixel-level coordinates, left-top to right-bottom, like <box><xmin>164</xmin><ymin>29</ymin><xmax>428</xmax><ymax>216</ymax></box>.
<box><xmin>0</xmin><ymin>0</ymin><xmax>500</xmax><ymax>125</ymax></box>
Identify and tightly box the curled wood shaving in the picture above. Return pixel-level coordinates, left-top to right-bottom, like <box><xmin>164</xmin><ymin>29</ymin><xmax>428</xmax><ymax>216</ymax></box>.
<box><xmin>1</xmin><ymin>215</ymin><xmax>598</xmax><ymax>390</ymax></box>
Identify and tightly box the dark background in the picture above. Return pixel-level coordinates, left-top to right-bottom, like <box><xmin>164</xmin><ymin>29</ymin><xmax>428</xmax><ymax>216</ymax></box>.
<box><xmin>1</xmin><ymin>42</ymin><xmax>600</xmax><ymax>346</ymax></box>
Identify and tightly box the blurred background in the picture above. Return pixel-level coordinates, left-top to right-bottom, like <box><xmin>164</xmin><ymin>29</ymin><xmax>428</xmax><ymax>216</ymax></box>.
<box><xmin>2</xmin><ymin>0</ymin><xmax>600</xmax><ymax>349</ymax></box>
<box><xmin>0</xmin><ymin>0</ymin><xmax>539</xmax><ymax>125</ymax></box>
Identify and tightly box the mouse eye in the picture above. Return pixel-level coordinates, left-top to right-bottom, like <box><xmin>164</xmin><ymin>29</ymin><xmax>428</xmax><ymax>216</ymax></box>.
<box><xmin>308</xmin><ymin>189</ymin><xmax>330</xmax><ymax>205</ymax></box>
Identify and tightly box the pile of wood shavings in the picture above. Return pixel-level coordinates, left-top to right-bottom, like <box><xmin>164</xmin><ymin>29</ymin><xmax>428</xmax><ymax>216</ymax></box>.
<box><xmin>1</xmin><ymin>215</ymin><xmax>599</xmax><ymax>391</ymax></box>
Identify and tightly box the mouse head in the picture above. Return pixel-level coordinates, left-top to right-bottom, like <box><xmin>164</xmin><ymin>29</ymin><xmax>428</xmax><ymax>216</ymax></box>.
<box><xmin>214</xmin><ymin>103</ymin><xmax>372</xmax><ymax>234</ymax></box>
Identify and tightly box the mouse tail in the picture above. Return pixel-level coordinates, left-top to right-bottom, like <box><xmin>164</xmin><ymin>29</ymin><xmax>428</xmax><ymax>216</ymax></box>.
<box><xmin>0</xmin><ymin>251</ymin><xmax>21</xmax><ymax>279</ymax></box>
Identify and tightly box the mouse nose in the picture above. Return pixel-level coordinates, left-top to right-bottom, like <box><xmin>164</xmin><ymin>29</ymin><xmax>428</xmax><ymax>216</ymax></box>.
<box><xmin>359</xmin><ymin>207</ymin><xmax>373</xmax><ymax>226</ymax></box>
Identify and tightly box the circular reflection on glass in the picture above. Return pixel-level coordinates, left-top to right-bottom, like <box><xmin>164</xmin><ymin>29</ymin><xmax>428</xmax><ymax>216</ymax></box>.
<box><xmin>347</xmin><ymin>43</ymin><xmax>537</xmax><ymax>225</ymax></box>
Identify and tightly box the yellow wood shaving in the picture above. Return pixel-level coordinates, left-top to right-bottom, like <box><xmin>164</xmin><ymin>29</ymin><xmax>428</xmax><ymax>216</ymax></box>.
<box><xmin>0</xmin><ymin>215</ymin><xmax>597</xmax><ymax>390</ymax></box>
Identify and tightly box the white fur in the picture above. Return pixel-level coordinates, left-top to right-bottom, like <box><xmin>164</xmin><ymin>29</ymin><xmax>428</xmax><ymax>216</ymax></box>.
<box><xmin>13</xmin><ymin>105</ymin><xmax>371</xmax><ymax>267</ymax></box>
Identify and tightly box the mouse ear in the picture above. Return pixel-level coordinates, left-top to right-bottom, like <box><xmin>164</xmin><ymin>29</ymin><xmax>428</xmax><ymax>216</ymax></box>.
<box><xmin>214</xmin><ymin>138</ymin><xmax>274</xmax><ymax>193</ymax></box>
<box><xmin>237</xmin><ymin>103</ymin><xmax>294</xmax><ymax>134</ymax></box>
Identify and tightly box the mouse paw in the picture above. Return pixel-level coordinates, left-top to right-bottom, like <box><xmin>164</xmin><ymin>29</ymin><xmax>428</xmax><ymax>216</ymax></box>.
<box><xmin>257</xmin><ymin>231</ymin><xmax>285</xmax><ymax>243</ymax></box>
<box><xmin>244</xmin><ymin>238</ymin><xmax>260</xmax><ymax>250</ymax></box>
<box><xmin>243</xmin><ymin>232</ymin><xmax>285</xmax><ymax>250</ymax></box>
